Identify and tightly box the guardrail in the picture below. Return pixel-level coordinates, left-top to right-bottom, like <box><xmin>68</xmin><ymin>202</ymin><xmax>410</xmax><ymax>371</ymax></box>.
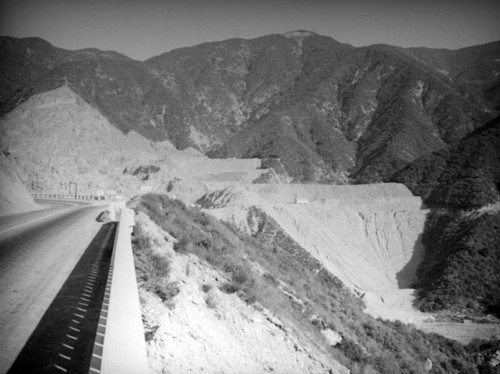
<box><xmin>95</xmin><ymin>207</ymin><xmax>150</xmax><ymax>374</ymax></box>
<box><xmin>32</xmin><ymin>193</ymin><xmax>105</xmax><ymax>201</ymax></box>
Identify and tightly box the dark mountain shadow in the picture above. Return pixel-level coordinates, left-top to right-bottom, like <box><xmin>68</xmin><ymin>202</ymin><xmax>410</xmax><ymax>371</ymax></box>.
<box><xmin>396</xmin><ymin>232</ymin><xmax>425</xmax><ymax>289</ymax></box>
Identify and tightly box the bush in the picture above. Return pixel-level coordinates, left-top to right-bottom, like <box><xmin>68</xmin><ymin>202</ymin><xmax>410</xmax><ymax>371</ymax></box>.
<box><xmin>143</xmin><ymin>252</ymin><xmax>170</xmax><ymax>280</ymax></box>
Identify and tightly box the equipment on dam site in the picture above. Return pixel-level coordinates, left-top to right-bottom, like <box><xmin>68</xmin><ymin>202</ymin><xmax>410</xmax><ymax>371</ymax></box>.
<box><xmin>294</xmin><ymin>198</ymin><xmax>309</xmax><ymax>204</ymax></box>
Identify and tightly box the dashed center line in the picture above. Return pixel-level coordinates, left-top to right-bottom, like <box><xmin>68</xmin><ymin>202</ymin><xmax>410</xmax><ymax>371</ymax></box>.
<box><xmin>7</xmin><ymin>222</ymin><xmax>117</xmax><ymax>374</ymax></box>
<box><xmin>54</xmin><ymin>364</ymin><xmax>68</xmax><ymax>372</ymax></box>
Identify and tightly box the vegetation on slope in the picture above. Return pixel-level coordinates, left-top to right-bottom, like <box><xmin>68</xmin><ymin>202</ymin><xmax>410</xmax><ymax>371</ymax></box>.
<box><xmin>132</xmin><ymin>222</ymin><xmax>180</xmax><ymax>310</ymax></box>
<box><xmin>392</xmin><ymin>117</ymin><xmax>500</xmax><ymax>316</ymax></box>
<box><xmin>2</xmin><ymin>34</ymin><xmax>497</xmax><ymax>183</ymax></box>
<box><xmin>392</xmin><ymin>116</ymin><xmax>500</xmax><ymax>209</ymax></box>
<box><xmin>133</xmin><ymin>193</ymin><xmax>499</xmax><ymax>373</ymax></box>
<box><xmin>417</xmin><ymin>209</ymin><xmax>500</xmax><ymax>316</ymax></box>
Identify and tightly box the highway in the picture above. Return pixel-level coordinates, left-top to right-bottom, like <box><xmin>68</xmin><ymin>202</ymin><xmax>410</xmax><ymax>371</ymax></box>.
<box><xmin>0</xmin><ymin>202</ymin><xmax>109</xmax><ymax>373</ymax></box>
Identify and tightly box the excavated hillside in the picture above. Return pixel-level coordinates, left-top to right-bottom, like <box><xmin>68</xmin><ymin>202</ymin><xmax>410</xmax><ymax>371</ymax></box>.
<box><xmin>0</xmin><ymin>152</ymin><xmax>39</xmax><ymax>215</ymax></box>
<box><xmin>0</xmin><ymin>85</ymin><xmax>266</xmax><ymax>198</ymax></box>
<box><xmin>195</xmin><ymin>183</ymin><xmax>431</xmax><ymax>322</ymax></box>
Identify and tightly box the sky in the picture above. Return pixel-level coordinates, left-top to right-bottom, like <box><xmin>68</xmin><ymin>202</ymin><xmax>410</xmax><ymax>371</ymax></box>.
<box><xmin>1</xmin><ymin>0</ymin><xmax>499</xmax><ymax>61</ymax></box>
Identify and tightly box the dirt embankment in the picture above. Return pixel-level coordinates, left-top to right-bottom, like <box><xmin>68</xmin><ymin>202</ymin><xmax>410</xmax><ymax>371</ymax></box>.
<box><xmin>200</xmin><ymin>183</ymin><xmax>433</xmax><ymax>322</ymax></box>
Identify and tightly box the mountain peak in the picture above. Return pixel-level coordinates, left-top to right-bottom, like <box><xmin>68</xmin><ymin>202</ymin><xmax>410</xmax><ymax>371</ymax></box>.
<box><xmin>282</xmin><ymin>30</ymin><xmax>317</xmax><ymax>39</ymax></box>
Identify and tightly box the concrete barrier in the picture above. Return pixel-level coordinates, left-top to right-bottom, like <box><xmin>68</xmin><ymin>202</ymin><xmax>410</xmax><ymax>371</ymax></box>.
<box><xmin>100</xmin><ymin>208</ymin><xmax>150</xmax><ymax>374</ymax></box>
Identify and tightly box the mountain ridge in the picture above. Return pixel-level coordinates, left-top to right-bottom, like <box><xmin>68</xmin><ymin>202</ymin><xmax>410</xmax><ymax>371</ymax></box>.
<box><xmin>1</xmin><ymin>32</ymin><xmax>499</xmax><ymax>182</ymax></box>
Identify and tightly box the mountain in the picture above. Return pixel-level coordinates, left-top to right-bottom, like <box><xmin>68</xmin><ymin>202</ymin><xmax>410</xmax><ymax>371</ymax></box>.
<box><xmin>0</xmin><ymin>37</ymin><xmax>131</xmax><ymax>107</ymax></box>
<box><xmin>392</xmin><ymin>116</ymin><xmax>500</xmax><ymax>209</ymax></box>
<box><xmin>1</xmin><ymin>33</ymin><xmax>498</xmax><ymax>183</ymax></box>
<box><xmin>403</xmin><ymin>41</ymin><xmax>500</xmax><ymax>109</ymax></box>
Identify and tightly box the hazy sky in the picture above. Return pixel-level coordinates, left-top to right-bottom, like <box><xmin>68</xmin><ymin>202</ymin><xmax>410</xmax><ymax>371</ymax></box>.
<box><xmin>1</xmin><ymin>0</ymin><xmax>499</xmax><ymax>60</ymax></box>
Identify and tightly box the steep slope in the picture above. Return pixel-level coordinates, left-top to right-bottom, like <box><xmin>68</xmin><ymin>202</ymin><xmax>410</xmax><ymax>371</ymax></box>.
<box><xmin>196</xmin><ymin>183</ymin><xmax>431</xmax><ymax>322</ymax></box>
<box><xmin>133</xmin><ymin>194</ymin><xmax>499</xmax><ymax>373</ymax></box>
<box><xmin>2</xmin><ymin>33</ymin><xmax>497</xmax><ymax>183</ymax></box>
<box><xmin>0</xmin><ymin>36</ymin><xmax>131</xmax><ymax>111</ymax></box>
<box><xmin>133</xmin><ymin>212</ymin><xmax>347</xmax><ymax>374</ymax></box>
<box><xmin>0</xmin><ymin>85</ymin><xmax>172</xmax><ymax>195</ymax></box>
<box><xmin>417</xmin><ymin>207</ymin><xmax>500</xmax><ymax>316</ymax></box>
<box><xmin>404</xmin><ymin>41</ymin><xmax>500</xmax><ymax>109</ymax></box>
<box><xmin>393</xmin><ymin>116</ymin><xmax>500</xmax><ymax>209</ymax></box>
<box><xmin>392</xmin><ymin>117</ymin><xmax>500</xmax><ymax>315</ymax></box>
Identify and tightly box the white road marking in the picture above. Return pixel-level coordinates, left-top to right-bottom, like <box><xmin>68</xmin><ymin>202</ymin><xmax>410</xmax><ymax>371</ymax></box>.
<box><xmin>59</xmin><ymin>353</ymin><xmax>71</xmax><ymax>360</ymax></box>
<box><xmin>62</xmin><ymin>343</ymin><xmax>74</xmax><ymax>350</ymax></box>
<box><xmin>54</xmin><ymin>364</ymin><xmax>67</xmax><ymax>372</ymax></box>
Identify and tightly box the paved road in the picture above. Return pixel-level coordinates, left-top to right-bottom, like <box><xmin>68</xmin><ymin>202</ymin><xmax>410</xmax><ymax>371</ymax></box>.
<box><xmin>0</xmin><ymin>203</ymin><xmax>107</xmax><ymax>373</ymax></box>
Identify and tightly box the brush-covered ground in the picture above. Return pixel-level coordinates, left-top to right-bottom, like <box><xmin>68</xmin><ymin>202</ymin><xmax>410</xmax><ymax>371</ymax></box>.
<box><xmin>131</xmin><ymin>193</ymin><xmax>500</xmax><ymax>374</ymax></box>
<box><xmin>393</xmin><ymin>116</ymin><xmax>500</xmax><ymax>319</ymax></box>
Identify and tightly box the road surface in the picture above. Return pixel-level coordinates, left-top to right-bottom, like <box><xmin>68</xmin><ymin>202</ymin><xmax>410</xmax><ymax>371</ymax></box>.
<box><xmin>0</xmin><ymin>202</ymin><xmax>107</xmax><ymax>373</ymax></box>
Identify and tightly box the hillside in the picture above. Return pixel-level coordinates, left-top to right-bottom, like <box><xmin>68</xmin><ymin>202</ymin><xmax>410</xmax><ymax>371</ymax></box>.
<box><xmin>403</xmin><ymin>41</ymin><xmax>500</xmax><ymax>109</ymax></box>
<box><xmin>1</xmin><ymin>33</ymin><xmax>498</xmax><ymax>183</ymax></box>
<box><xmin>392</xmin><ymin>116</ymin><xmax>500</xmax><ymax>209</ymax></box>
<box><xmin>417</xmin><ymin>208</ymin><xmax>500</xmax><ymax>316</ymax></box>
<box><xmin>132</xmin><ymin>194</ymin><xmax>500</xmax><ymax>374</ymax></box>
<box><xmin>391</xmin><ymin>117</ymin><xmax>500</xmax><ymax>316</ymax></box>
<box><xmin>0</xmin><ymin>85</ymin><xmax>268</xmax><ymax>198</ymax></box>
